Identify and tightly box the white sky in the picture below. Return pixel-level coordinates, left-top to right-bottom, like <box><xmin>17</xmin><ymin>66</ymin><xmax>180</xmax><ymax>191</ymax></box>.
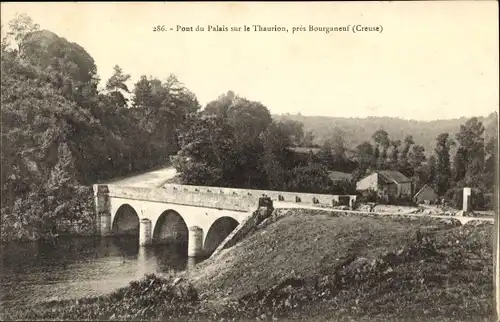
<box><xmin>1</xmin><ymin>2</ymin><xmax>498</xmax><ymax>121</ymax></box>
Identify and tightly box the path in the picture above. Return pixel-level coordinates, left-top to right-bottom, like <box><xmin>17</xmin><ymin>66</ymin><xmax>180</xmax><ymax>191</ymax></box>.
<box><xmin>273</xmin><ymin>201</ymin><xmax>494</xmax><ymax>225</ymax></box>
<box><xmin>102</xmin><ymin>166</ymin><xmax>177</xmax><ymax>188</ymax></box>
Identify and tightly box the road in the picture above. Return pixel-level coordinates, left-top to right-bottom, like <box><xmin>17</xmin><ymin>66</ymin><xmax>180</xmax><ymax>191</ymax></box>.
<box><xmin>273</xmin><ymin>201</ymin><xmax>494</xmax><ymax>224</ymax></box>
<box><xmin>102</xmin><ymin>166</ymin><xmax>177</xmax><ymax>188</ymax></box>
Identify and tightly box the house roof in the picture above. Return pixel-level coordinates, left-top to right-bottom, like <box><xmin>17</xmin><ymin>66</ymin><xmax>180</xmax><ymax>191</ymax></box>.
<box><xmin>289</xmin><ymin>147</ymin><xmax>322</xmax><ymax>154</ymax></box>
<box><xmin>377</xmin><ymin>170</ymin><xmax>412</xmax><ymax>184</ymax></box>
<box><xmin>328</xmin><ymin>171</ymin><xmax>352</xmax><ymax>181</ymax></box>
<box><xmin>413</xmin><ymin>184</ymin><xmax>436</xmax><ymax>198</ymax></box>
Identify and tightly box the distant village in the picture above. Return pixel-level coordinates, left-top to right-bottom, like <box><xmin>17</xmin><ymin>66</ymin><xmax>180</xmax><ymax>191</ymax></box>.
<box><xmin>291</xmin><ymin>146</ymin><xmax>442</xmax><ymax>207</ymax></box>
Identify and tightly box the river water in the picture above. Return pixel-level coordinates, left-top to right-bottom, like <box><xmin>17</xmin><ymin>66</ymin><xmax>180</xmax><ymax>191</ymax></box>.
<box><xmin>0</xmin><ymin>236</ymin><xmax>200</xmax><ymax>310</ymax></box>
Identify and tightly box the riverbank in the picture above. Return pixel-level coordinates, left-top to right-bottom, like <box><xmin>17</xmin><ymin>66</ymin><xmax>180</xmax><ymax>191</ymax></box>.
<box><xmin>1</xmin><ymin>209</ymin><xmax>494</xmax><ymax>321</ymax></box>
<box><xmin>0</xmin><ymin>185</ymin><xmax>97</xmax><ymax>244</ymax></box>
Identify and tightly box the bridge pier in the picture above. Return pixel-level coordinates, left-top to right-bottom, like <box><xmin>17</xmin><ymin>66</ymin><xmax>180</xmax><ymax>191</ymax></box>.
<box><xmin>93</xmin><ymin>184</ymin><xmax>112</xmax><ymax>236</ymax></box>
<box><xmin>139</xmin><ymin>218</ymin><xmax>152</xmax><ymax>246</ymax></box>
<box><xmin>99</xmin><ymin>212</ymin><xmax>112</xmax><ymax>236</ymax></box>
<box><xmin>188</xmin><ymin>226</ymin><xmax>203</xmax><ymax>257</ymax></box>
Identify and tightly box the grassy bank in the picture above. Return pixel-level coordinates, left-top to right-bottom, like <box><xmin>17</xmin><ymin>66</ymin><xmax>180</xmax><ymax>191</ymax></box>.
<box><xmin>1</xmin><ymin>209</ymin><xmax>494</xmax><ymax>321</ymax></box>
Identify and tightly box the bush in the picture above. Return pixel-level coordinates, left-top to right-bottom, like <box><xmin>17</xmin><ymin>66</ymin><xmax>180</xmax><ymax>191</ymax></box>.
<box><xmin>444</xmin><ymin>187</ymin><xmax>490</xmax><ymax>211</ymax></box>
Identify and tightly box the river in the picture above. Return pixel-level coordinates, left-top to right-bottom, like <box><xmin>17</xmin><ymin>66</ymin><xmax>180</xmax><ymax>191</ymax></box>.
<box><xmin>0</xmin><ymin>235</ymin><xmax>201</xmax><ymax>310</ymax></box>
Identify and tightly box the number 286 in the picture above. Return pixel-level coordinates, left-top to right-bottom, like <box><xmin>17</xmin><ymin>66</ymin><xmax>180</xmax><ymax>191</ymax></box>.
<box><xmin>153</xmin><ymin>25</ymin><xmax>166</xmax><ymax>32</ymax></box>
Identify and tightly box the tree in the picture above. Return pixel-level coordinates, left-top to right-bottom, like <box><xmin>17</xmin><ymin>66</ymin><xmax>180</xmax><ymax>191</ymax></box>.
<box><xmin>171</xmin><ymin>114</ymin><xmax>235</xmax><ymax>186</ymax></box>
<box><xmin>408</xmin><ymin>145</ymin><xmax>426</xmax><ymax>169</ymax></box>
<box><xmin>452</xmin><ymin>147</ymin><xmax>467</xmax><ymax>182</ymax></box>
<box><xmin>354</xmin><ymin>141</ymin><xmax>375</xmax><ymax>180</ymax></box>
<box><xmin>173</xmin><ymin>92</ymin><xmax>274</xmax><ymax>189</ymax></box>
<box><xmin>434</xmin><ymin>133</ymin><xmax>454</xmax><ymax>196</ymax></box>
<box><xmin>483</xmin><ymin>138</ymin><xmax>497</xmax><ymax>192</ymax></box>
<box><xmin>416</xmin><ymin>155</ymin><xmax>437</xmax><ymax>191</ymax></box>
<box><xmin>390</xmin><ymin>139</ymin><xmax>401</xmax><ymax>166</ymax></box>
<box><xmin>288</xmin><ymin>164</ymin><xmax>335</xmax><ymax>194</ymax></box>
<box><xmin>260</xmin><ymin>121</ymin><xmax>294</xmax><ymax>190</ymax></box>
<box><xmin>327</xmin><ymin>128</ymin><xmax>349</xmax><ymax>170</ymax></box>
<box><xmin>406</xmin><ymin>144</ymin><xmax>427</xmax><ymax>184</ymax></box>
<box><xmin>372</xmin><ymin>129</ymin><xmax>390</xmax><ymax>164</ymax></box>
<box><xmin>6</xmin><ymin>13</ymin><xmax>40</xmax><ymax>50</ymax></box>
<box><xmin>399</xmin><ymin>135</ymin><xmax>414</xmax><ymax>164</ymax></box>
<box><xmin>131</xmin><ymin>74</ymin><xmax>200</xmax><ymax>155</ymax></box>
<box><xmin>132</xmin><ymin>76</ymin><xmax>153</xmax><ymax>111</ymax></box>
<box><xmin>105</xmin><ymin>65</ymin><xmax>131</xmax><ymax>108</ymax></box>
<box><xmin>455</xmin><ymin>117</ymin><xmax>485</xmax><ymax>188</ymax></box>
<box><xmin>316</xmin><ymin>144</ymin><xmax>334</xmax><ymax>169</ymax></box>
<box><xmin>276</xmin><ymin>119</ymin><xmax>304</xmax><ymax>146</ymax></box>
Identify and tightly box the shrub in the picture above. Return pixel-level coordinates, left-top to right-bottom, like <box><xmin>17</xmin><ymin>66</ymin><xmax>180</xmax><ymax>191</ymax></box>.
<box><xmin>444</xmin><ymin>187</ymin><xmax>490</xmax><ymax>210</ymax></box>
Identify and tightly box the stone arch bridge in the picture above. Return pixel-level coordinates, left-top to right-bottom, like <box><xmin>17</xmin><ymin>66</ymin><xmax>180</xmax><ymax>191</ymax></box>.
<box><xmin>93</xmin><ymin>184</ymin><xmax>358</xmax><ymax>257</ymax></box>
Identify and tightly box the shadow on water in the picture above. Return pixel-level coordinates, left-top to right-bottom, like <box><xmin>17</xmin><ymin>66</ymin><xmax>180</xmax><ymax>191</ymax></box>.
<box><xmin>0</xmin><ymin>235</ymin><xmax>205</xmax><ymax>310</ymax></box>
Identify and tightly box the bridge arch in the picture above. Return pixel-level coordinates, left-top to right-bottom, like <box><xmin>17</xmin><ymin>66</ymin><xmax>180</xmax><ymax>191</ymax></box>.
<box><xmin>112</xmin><ymin>204</ymin><xmax>140</xmax><ymax>236</ymax></box>
<box><xmin>153</xmin><ymin>210</ymin><xmax>189</xmax><ymax>247</ymax></box>
<box><xmin>204</xmin><ymin>216</ymin><xmax>239</xmax><ymax>256</ymax></box>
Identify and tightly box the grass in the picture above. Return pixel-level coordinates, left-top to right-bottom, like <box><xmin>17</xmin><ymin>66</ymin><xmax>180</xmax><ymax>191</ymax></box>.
<box><xmin>1</xmin><ymin>209</ymin><xmax>494</xmax><ymax>321</ymax></box>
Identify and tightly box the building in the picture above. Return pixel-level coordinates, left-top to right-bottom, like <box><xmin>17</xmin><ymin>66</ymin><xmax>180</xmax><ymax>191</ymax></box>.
<box><xmin>356</xmin><ymin>170</ymin><xmax>413</xmax><ymax>201</ymax></box>
<box><xmin>413</xmin><ymin>184</ymin><xmax>438</xmax><ymax>204</ymax></box>
<box><xmin>327</xmin><ymin>171</ymin><xmax>352</xmax><ymax>183</ymax></box>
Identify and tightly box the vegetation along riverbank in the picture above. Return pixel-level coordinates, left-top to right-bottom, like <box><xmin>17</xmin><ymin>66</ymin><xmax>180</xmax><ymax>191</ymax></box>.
<box><xmin>1</xmin><ymin>209</ymin><xmax>494</xmax><ymax>322</ymax></box>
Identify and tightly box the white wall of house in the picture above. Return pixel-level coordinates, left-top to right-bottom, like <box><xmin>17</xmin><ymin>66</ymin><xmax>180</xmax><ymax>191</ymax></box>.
<box><xmin>356</xmin><ymin>173</ymin><xmax>378</xmax><ymax>191</ymax></box>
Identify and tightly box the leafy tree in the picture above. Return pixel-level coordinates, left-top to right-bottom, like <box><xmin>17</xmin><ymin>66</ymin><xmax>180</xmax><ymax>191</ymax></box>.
<box><xmin>390</xmin><ymin>139</ymin><xmax>401</xmax><ymax>166</ymax></box>
<box><xmin>372</xmin><ymin>129</ymin><xmax>390</xmax><ymax>166</ymax></box>
<box><xmin>452</xmin><ymin>147</ymin><xmax>467</xmax><ymax>182</ymax></box>
<box><xmin>483</xmin><ymin>138</ymin><xmax>497</xmax><ymax>191</ymax></box>
<box><xmin>287</xmin><ymin>164</ymin><xmax>335</xmax><ymax>194</ymax></box>
<box><xmin>172</xmin><ymin>114</ymin><xmax>235</xmax><ymax>186</ymax></box>
<box><xmin>433</xmin><ymin>133</ymin><xmax>454</xmax><ymax>196</ymax></box>
<box><xmin>132</xmin><ymin>76</ymin><xmax>153</xmax><ymax>110</ymax></box>
<box><xmin>455</xmin><ymin>117</ymin><xmax>485</xmax><ymax>188</ymax></box>
<box><xmin>6</xmin><ymin>13</ymin><xmax>40</xmax><ymax>50</ymax></box>
<box><xmin>408</xmin><ymin>145</ymin><xmax>426</xmax><ymax>170</ymax></box>
<box><xmin>276</xmin><ymin>119</ymin><xmax>304</xmax><ymax>146</ymax></box>
<box><xmin>406</xmin><ymin>145</ymin><xmax>426</xmax><ymax>188</ymax></box>
<box><xmin>353</xmin><ymin>141</ymin><xmax>375</xmax><ymax>182</ymax></box>
<box><xmin>105</xmin><ymin>65</ymin><xmax>131</xmax><ymax>108</ymax></box>
<box><xmin>260</xmin><ymin>121</ymin><xmax>295</xmax><ymax>190</ymax></box>
<box><xmin>399</xmin><ymin>135</ymin><xmax>415</xmax><ymax>168</ymax></box>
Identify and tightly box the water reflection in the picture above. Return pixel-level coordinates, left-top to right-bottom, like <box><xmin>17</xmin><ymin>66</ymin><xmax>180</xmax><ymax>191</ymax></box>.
<box><xmin>0</xmin><ymin>235</ymin><xmax>204</xmax><ymax>310</ymax></box>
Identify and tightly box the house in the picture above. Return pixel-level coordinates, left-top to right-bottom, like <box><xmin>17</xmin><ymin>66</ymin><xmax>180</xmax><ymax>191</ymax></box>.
<box><xmin>413</xmin><ymin>184</ymin><xmax>438</xmax><ymax>204</ymax></box>
<box><xmin>327</xmin><ymin>171</ymin><xmax>352</xmax><ymax>183</ymax></box>
<box><xmin>288</xmin><ymin>146</ymin><xmax>322</xmax><ymax>155</ymax></box>
<box><xmin>356</xmin><ymin>170</ymin><xmax>413</xmax><ymax>201</ymax></box>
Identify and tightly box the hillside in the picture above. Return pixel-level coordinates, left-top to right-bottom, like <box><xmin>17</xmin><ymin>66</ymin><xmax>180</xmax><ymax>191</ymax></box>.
<box><xmin>4</xmin><ymin>209</ymin><xmax>493</xmax><ymax>321</ymax></box>
<box><xmin>274</xmin><ymin>113</ymin><xmax>498</xmax><ymax>155</ymax></box>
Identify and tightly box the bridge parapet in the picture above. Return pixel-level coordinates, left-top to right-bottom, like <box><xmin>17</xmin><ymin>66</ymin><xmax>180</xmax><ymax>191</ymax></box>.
<box><xmin>106</xmin><ymin>184</ymin><xmax>259</xmax><ymax>212</ymax></box>
<box><xmin>162</xmin><ymin>183</ymin><xmax>357</xmax><ymax>207</ymax></box>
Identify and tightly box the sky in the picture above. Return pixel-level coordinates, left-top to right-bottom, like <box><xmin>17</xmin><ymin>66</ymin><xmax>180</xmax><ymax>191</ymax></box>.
<box><xmin>1</xmin><ymin>2</ymin><xmax>498</xmax><ymax>121</ymax></box>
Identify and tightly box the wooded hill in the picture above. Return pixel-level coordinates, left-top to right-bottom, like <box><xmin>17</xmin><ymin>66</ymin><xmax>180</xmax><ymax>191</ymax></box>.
<box><xmin>274</xmin><ymin>113</ymin><xmax>498</xmax><ymax>156</ymax></box>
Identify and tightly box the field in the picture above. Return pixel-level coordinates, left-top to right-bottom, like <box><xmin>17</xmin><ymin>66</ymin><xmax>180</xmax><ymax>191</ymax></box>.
<box><xmin>1</xmin><ymin>209</ymin><xmax>494</xmax><ymax>321</ymax></box>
